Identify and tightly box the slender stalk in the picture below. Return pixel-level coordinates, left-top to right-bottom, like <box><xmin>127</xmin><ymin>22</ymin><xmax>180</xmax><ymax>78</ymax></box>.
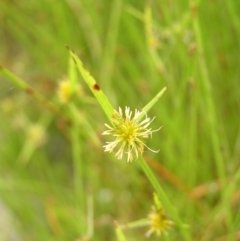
<box><xmin>0</xmin><ymin>66</ymin><xmax>69</xmax><ymax>124</ymax></box>
<box><xmin>189</xmin><ymin>0</ymin><xmax>226</xmax><ymax>186</ymax></box>
<box><xmin>99</xmin><ymin>0</ymin><xmax>122</xmax><ymax>84</ymax></box>
<box><xmin>189</xmin><ymin>0</ymin><xmax>233</xmax><ymax>238</ymax></box>
<box><xmin>69</xmin><ymin>103</ymin><xmax>85</xmax><ymax>235</ymax></box>
<box><xmin>68</xmin><ymin>56</ymin><xmax>86</xmax><ymax>235</ymax></box>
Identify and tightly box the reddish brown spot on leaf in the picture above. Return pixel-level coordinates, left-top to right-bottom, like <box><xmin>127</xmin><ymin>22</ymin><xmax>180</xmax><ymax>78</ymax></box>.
<box><xmin>57</xmin><ymin>119</ymin><xmax>71</xmax><ymax>130</ymax></box>
<box><xmin>93</xmin><ymin>83</ymin><xmax>100</xmax><ymax>91</ymax></box>
<box><xmin>188</xmin><ymin>43</ymin><xmax>196</xmax><ymax>56</ymax></box>
<box><xmin>25</xmin><ymin>87</ymin><xmax>35</xmax><ymax>95</ymax></box>
<box><xmin>191</xmin><ymin>6</ymin><xmax>197</xmax><ymax>16</ymax></box>
<box><xmin>0</xmin><ymin>65</ymin><xmax>3</xmax><ymax>70</ymax></box>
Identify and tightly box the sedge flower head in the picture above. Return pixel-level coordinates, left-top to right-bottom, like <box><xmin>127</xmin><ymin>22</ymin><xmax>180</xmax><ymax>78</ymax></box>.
<box><xmin>102</xmin><ymin>106</ymin><xmax>160</xmax><ymax>162</ymax></box>
<box><xmin>146</xmin><ymin>206</ymin><xmax>173</xmax><ymax>238</ymax></box>
<box><xmin>27</xmin><ymin>124</ymin><xmax>47</xmax><ymax>147</ymax></box>
<box><xmin>57</xmin><ymin>79</ymin><xmax>71</xmax><ymax>104</ymax></box>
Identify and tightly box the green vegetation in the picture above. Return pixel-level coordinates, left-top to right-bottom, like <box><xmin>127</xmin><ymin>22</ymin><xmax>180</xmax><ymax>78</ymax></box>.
<box><xmin>0</xmin><ymin>0</ymin><xmax>240</xmax><ymax>240</ymax></box>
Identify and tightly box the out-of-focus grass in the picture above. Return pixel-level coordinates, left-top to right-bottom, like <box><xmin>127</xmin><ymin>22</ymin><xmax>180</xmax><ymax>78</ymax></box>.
<box><xmin>0</xmin><ymin>0</ymin><xmax>240</xmax><ymax>240</ymax></box>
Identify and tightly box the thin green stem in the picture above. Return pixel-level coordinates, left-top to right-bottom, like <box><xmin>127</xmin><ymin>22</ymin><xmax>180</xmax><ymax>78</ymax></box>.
<box><xmin>69</xmin><ymin>104</ymin><xmax>85</xmax><ymax>235</ymax></box>
<box><xmin>189</xmin><ymin>0</ymin><xmax>226</xmax><ymax>185</ymax></box>
<box><xmin>0</xmin><ymin>66</ymin><xmax>69</xmax><ymax>124</ymax></box>
<box><xmin>99</xmin><ymin>0</ymin><xmax>122</xmax><ymax>84</ymax></box>
<box><xmin>68</xmin><ymin>56</ymin><xmax>86</xmax><ymax>235</ymax></box>
<box><xmin>189</xmin><ymin>0</ymin><xmax>233</xmax><ymax>238</ymax></box>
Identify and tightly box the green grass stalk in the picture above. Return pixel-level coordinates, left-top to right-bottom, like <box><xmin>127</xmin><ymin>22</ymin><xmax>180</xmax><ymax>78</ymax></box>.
<box><xmin>69</xmin><ymin>104</ymin><xmax>86</xmax><ymax>235</ymax></box>
<box><xmin>189</xmin><ymin>0</ymin><xmax>233</xmax><ymax>238</ymax></box>
<box><xmin>68</xmin><ymin>57</ymin><xmax>86</xmax><ymax>236</ymax></box>
<box><xmin>0</xmin><ymin>66</ymin><xmax>68</xmax><ymax>123</ymax></box>
<box><xmin>98</xmin><ymin>0</ymin><xmax>122</xmax><ymax>85</ymax></box>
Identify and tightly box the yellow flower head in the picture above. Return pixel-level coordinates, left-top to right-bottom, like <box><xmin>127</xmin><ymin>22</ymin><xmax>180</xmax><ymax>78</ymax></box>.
<box><xmin>102</xmin><ymin>106</ymin><xmax>160</xmax><ymax>162</ymax></box>
<box><xmin>57</xmin><ymin>80</ymin><xmax>71</xmax><ymax>104</ymax></box>
<box><xmin>146</xmin><ymin>206</ymin><xmax>173</xmax><ymax>238</ymax></box>
<box><xmin>27</xmin><ymin>124</ymin><xmax>47</xmax><ymax>147</ymax></box>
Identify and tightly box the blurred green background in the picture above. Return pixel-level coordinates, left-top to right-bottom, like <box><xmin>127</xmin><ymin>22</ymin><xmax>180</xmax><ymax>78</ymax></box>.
<box><xmin>0</xmin><ymin>0</ymin><xmax>240</xmax><ymax>240</ymax></box>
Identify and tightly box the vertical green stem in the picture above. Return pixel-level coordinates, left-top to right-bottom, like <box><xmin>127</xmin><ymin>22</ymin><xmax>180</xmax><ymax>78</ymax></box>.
<box><xmin>189</xmin><ymin>0</ymin><xmax>226</xmax><ymax>185</ymax></box>
<box><xmin>99</xmin><ymin>0</ymin><xmax>122</xmax><ymax>85</ymax></box>
<box><xmin>68</xmin><ymin>56</ymin><xmax>86</xmax><ymax>235</ymax></box>
<box><xmin>69</xmin><ymin>104</ymin><xmax>85</xmax><ymax>235</ymax></box>
<box><xmin>189</xmin><ymin>0</ymin><xmax>233</xmax><ymax>238</ymax></box>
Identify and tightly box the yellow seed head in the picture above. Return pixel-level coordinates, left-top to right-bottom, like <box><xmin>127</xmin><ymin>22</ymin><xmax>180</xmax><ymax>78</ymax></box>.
<box><xmin>27</xmin><ymin>124</ymin><xmax>47</xmax><ymax>147</ymax></box>
<box><xmin>146</xmin><ymin>206</ymin><xmax>173</xmax><ymax>238</ymax></box>
<box><xmin>57</xmin><ymin>80</ymin><xmax>71</xmax><ymax>104</ymax></box>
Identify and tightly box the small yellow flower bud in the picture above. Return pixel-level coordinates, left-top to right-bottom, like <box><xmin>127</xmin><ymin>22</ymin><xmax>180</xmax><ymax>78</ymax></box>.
<box><xmin>146</xmin><ymin>205</ymin><xmax>173</xmax><ymax>238</ymax></box>
<box><xmin>27</xmin><ymin>124</ymin><xmax>47</xmax><ymax>147</ymax></box>
<box><xmin>57</xmin><ymin>80</ymin><xmax>71</xmax><ymax>104</ymax></box>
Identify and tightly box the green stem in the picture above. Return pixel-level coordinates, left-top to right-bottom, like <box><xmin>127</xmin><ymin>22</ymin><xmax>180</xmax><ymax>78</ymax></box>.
<box><xmin>0</xmin><ymin>66</ymin><xmax>69</xmax><ymax>124</ymax></box>
<box><xmin>189</xmin><ymin>0</ymin><xmax>226</xmax><ymax>186</ymax></box>
<box><xmin>69</xmin><ymin>104</ymin><xmax>85</xmax><ymax>235</ymax></box>
<box><xmin>99</xmin><ymin>0</ymin><xmax>122</xmax><ymax>84</ymax></box>
<box><xmin>189</xmin><ymin>0</ymin><xmax>233</xmax><ymax>238</ymax></box>
<box><xmin>68</xmin><ymin>57</ymin><xmax>86</xmax><ymax>235</ymax></box>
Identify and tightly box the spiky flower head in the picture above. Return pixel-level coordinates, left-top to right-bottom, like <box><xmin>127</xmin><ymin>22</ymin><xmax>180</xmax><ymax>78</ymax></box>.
<box><xmin>102</xmin><ymin>106</ymin><xmax>160</xmax><ymax>162</ymax></box>
<box><xmin>146</xmin><ymin>205</ymin><xmax>173</xmax><ymax>238</ymax></box>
